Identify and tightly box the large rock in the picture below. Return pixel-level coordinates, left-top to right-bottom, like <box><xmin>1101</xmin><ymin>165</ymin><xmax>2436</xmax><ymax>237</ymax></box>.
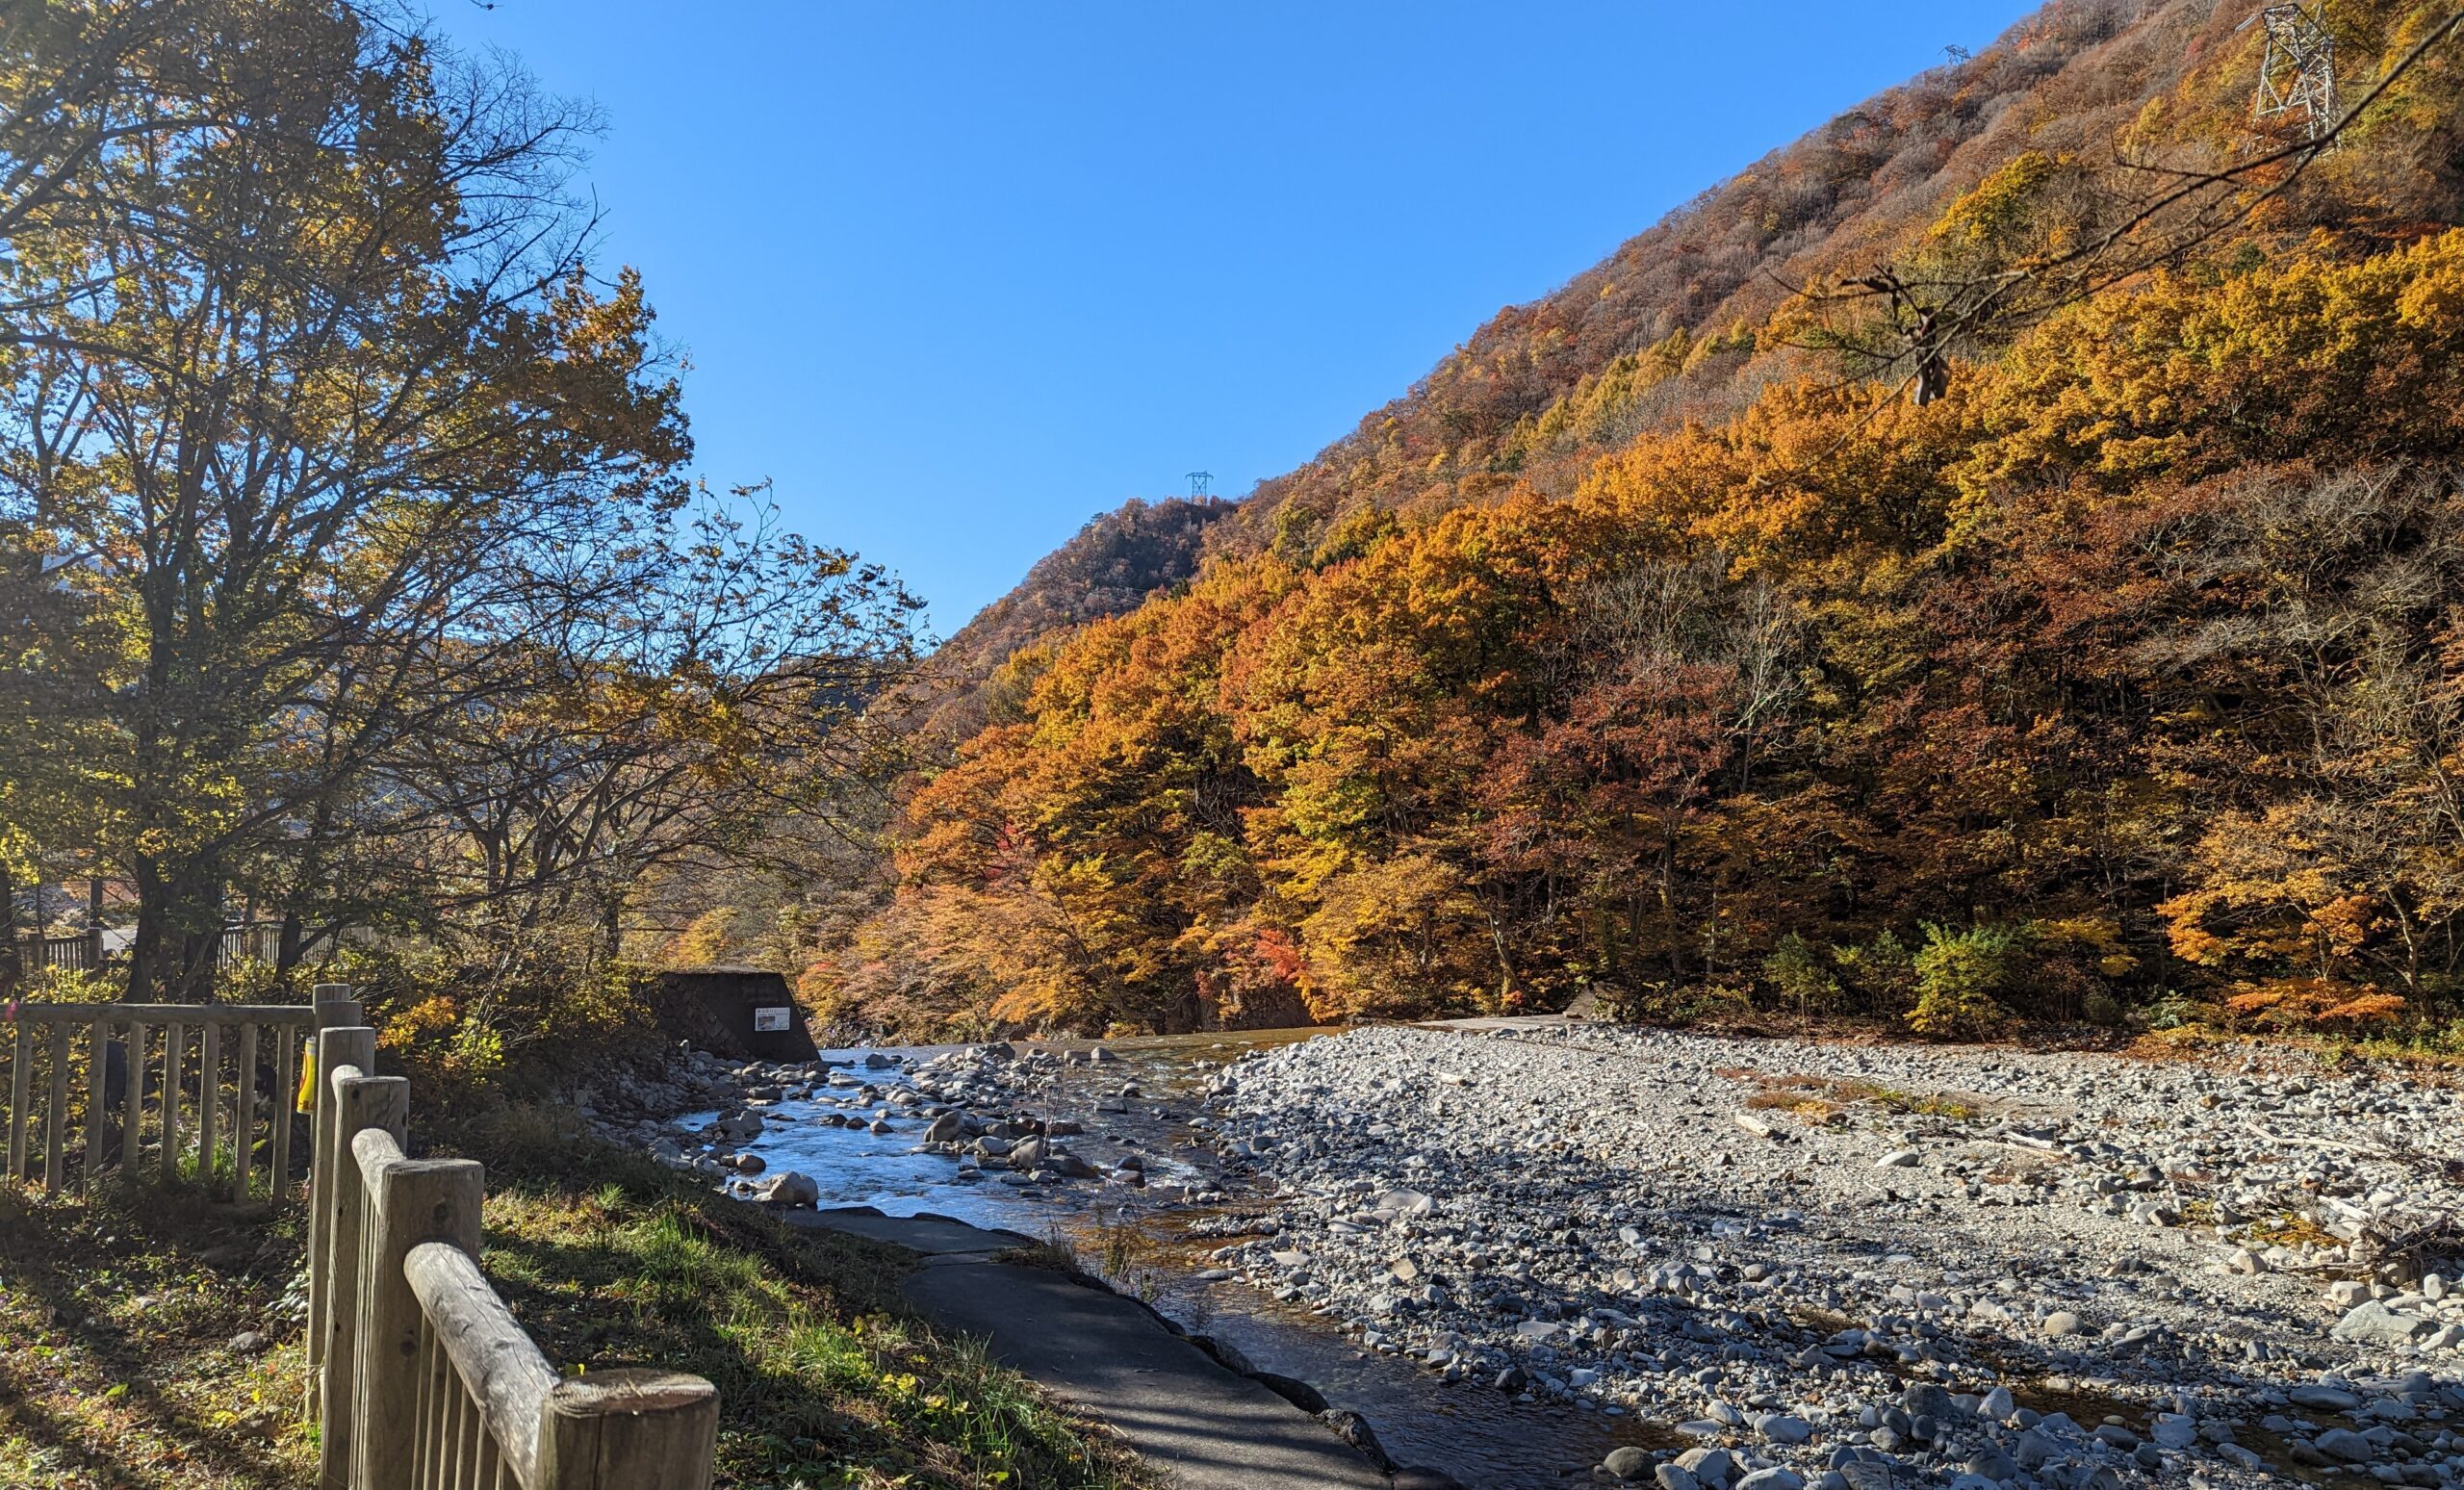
<box><xmin>1899</xmin><ymin>1383</ymin><xmax>1954</xmax><ymax>1420</ymax></box>
<box><xmin>1250</xmin><ymin>1371</ymin><xmax>1327</xmax><ymax>1415</ymax></box>
<box><xmin>1675</xmin><ymin>1447</ymin><xmax>1734</xmax><ymax>1489</ymax></box>
<box><xmin>2288</xmin><ymin>1383</ymin><xmax>2363</xmax><ymax>1411</ymax></box>
<box><xmin>2331</xmin><ymin>1300</ymin><xmax>2429</xmax><ymax>1346</ymax></box>
<box><xmin>759</xmin><ymin>1170</ymin><xmax>820</xmax><ymax>1206</ymax></box>
<box><xmin>2150</xmin><ymin>1413</ymin><xmax>2197</xmax><ymax>1449</ymax></box>
<box><xmin>1374</xmin><ymin>1189</ymin><xmax>1435</xmax><ymax>1220</ymax></box>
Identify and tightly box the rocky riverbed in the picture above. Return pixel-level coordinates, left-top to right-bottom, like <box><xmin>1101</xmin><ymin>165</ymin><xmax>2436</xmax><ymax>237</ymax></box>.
<box><xmin>1204</xmin><ymin>1023</ymin><xmax>2464</xmax><ymax>1489</ymax></box>
<box><xmin>583</xmin><ymin>1022</ymin><xmax>2464</xmax><ymax>1490</ymax></box>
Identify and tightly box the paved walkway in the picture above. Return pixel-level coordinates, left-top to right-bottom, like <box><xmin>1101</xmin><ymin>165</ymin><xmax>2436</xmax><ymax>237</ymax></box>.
<box><xmin>786</xmin><ymin>1205</ymin><xmax>1392</xmax><ymax>1490</ymax></box>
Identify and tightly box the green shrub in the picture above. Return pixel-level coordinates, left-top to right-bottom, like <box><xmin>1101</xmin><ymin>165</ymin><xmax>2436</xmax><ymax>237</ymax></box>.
<box><xmin>1833</xmin><ymin>930</ymin><xmax>1917</xmax><ymax>1015</ymax></box>
<box><xmin>1909</xmin><ymin>922</ymin><xmax>2019</xmax><ymax>1038</ymax></box>
<box><xmin>1763</xmin><ymin>933</ymin><xmax>1840</xmax><ymax>1018</ymax></box>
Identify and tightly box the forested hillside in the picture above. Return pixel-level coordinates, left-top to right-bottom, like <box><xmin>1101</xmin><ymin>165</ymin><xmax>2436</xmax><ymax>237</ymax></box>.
<box><xmin>913</xmin><ymin>496</ymin><xmax>1235</xmax><ymax>741</ymax></box>
<box><xmin>807</xmin><ymin>0</ymin><xmax>2464</xmax><ymax>1042</ymax></box>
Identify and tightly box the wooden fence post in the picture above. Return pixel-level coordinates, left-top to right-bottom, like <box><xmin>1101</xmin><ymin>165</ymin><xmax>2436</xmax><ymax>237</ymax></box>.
<box><xmin>7</xmin><ymin>1019</ymin><xmax>28</xmax><ymax>1181</ymax></box>
<box><xmin>161</xmin><ymin>1020</ymin><xmax>185</xmax><ymax>1185</ymax></box>
<box><xmin>304</xmin><ymin>1023</ymin><xmax>374</xmax><ymax>1417</ymax></box>
<box><xmin>121</xmin><ymin>1018</ymin><xmax>146</xmax><ymax>1171</ymax></box>
<box><xmin>270</xmin><ymin>1025</ymin><xmax>297</xmax><ymax>1199</ymax></box>
<box><xmin>303</xmin><ymin>990</ymin><xmax>363</xmax><ymax>1396</ymax></box>
<box><xmin>352</xmin><ymin>1146</ymin><xmax>482</xmax><ymax>1490</ymax></box>
<box><xmin>317</xmin><ymin>1063</ymin><xmax>403</xmax><ymax>1490</ymax></box>
<box><xmin>534</xmin><ymin>1371</ymin><xmax>720</xmax><ymax>1490</ymax></box>
<box><xmin>43</xmin><ymin>1021</ymin><xmax>67</xmax><ymax>1196</ymax></box>
<box><xmin>234</xmin><ymin>1021</ymin><xmax>258</xmax><ymax>1198</ymax></box>
<box><xmin>84</xmin><ymin>1017</ymin><xmax>107</xmax><ymax>1188</ymax></box>
<box><xmin>197</xmin><ymin>1017</ymin><xmax>219</xmax><ymax>1194</ymax></box>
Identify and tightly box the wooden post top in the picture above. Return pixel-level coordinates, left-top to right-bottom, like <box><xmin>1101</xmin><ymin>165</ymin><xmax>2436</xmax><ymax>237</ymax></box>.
<box><xmin>544</xmin><ymin>1372</ymin><xmax>719</xmax><ymax>1418</ymax></box>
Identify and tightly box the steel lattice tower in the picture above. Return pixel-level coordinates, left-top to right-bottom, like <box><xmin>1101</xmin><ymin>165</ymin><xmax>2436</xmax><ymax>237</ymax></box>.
<box><xmin>2253</xmin><ymin>5</ymin><xmax>2338</xmax><ymax>142</ymax></box>
<box><xmin>1186</xmin><ymin>471</ymin><xmax>1214</xmax><ymax>499</ymax></box>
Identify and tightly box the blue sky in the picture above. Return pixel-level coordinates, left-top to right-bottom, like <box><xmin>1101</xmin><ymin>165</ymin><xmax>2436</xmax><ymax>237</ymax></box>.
<box><xmin>436</xmin><ymin>2</ymin><xmax>2035</xmax><ymax>634</ymax></box>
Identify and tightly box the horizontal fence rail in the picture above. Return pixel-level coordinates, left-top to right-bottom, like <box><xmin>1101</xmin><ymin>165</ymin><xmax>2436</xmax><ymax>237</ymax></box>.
<box><xmin>2</xmin><ymin>1000</ymin><xmax>315</xmax><ymax>1199</ymax></box>
<box><xmin>305</xmin><ymin>1002</ymin><xmax>719</xmax><ymax>1490</ymax></box>
<box><xmin>3</xmin><ymin>982</ymin><xmax>721</xmax><ymax>1487</ymax></box>
<box><xmin>4</xmin><ymin>920</ymin><xmax>284</xmax><ymax>974</ymax></box>
<box><xmin>3</xmin><ymin>920</ymin><xmax>365</xmax><ymax>982</ymax></box>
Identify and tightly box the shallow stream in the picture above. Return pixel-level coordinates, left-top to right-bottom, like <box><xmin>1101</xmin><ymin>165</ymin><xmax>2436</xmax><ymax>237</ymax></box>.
<box><xmin>682</xmin><ymin>1028</ymin><xmax>1662</xmax><ymax>1488</ymax></box>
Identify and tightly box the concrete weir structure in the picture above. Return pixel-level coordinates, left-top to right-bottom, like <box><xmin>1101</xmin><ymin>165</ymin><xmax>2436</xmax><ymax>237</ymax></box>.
<box><xmin>650</xmin><ymin>965</ymin><xmax>821</xmax><ymax>1064</ymax></box>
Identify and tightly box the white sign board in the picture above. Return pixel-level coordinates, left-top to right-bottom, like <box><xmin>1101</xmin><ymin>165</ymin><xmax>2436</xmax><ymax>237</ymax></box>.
<box><xmin>753</xmin><ymin>1007</ymin><xmax>792</xmax><ymax>1033</ymax></box>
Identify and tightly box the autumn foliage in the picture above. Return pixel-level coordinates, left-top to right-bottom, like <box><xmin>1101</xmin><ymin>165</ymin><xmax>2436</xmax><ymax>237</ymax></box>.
<box><xmin>812</xmin><ymin>0</ymin><xmax>2464</xmax><ymax>1040</ymax></box>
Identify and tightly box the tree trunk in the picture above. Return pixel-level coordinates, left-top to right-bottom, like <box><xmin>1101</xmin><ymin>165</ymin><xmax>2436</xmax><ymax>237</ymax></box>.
<box><xmin>130</xmin><ymin>857</ymin><xmax>225</xmax><ymax>1003</ymax></box>
<box><xmin>0</xmin><ymin>861</ymin><xmax>18</xmax><ymax>991</ymax></box>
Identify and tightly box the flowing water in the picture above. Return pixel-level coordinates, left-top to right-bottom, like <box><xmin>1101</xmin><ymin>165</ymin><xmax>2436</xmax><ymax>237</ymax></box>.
<box><xmin>684</xmin><ymin>1028</ymin><xmax>1665</xmax><ymax>1488</ymax></box>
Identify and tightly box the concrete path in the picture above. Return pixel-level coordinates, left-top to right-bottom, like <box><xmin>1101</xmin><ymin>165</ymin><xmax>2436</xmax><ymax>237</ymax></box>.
<box><xmin>787</xmin><ymin>1206</ymin><xmax>1392</xmax><ymax>1490</ymax></box>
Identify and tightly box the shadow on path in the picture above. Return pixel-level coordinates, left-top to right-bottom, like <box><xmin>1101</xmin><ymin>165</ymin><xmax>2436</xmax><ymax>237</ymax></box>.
<box><xmin>789</xmin><ymin>1205</ymin><xmax>1397</xmax><ymax>1490</ymax></box>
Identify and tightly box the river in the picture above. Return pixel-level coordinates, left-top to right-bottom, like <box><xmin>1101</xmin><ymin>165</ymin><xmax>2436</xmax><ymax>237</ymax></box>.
<box><xmin>680</xmin><ymin>1027</ymin><xmax>1668</xmax><ymax>1488</ymax></box>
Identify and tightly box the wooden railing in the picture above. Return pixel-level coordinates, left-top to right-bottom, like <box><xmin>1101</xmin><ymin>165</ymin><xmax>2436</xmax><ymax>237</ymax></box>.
<box><xmin>1</xmin><ymin>998</ymin><xmax>313</xmax><ymax>1197</ymax></box>
<box><xmin>304</xmin><ymin>991</ymin><xmax>720</xmax><ymax>1490</ymax></box>
<box><xmin>11</xmin><ymin>927</ymin><xmax>109</xmax><ymax>974</ymax></box>
<box><xmin>3</xmin><ymin>986</ymin><xmax>720</xmax><ymax>1489</ymax></box>
<box><xmin>5</xmin><ymin>920</ymin><xmax>318</xmax><ymax>981</ymax></box>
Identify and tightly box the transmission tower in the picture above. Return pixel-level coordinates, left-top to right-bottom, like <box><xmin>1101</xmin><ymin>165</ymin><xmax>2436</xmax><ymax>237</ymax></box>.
<box><xmin>1185</xmin><ymin>470</ymin><xmax>1214</xmax><ymax>499</ymax></box>
<box><xmin>2251</xmin><ymin>5</ymin><xmax>2337</xmax><ymax>143</ymax></box>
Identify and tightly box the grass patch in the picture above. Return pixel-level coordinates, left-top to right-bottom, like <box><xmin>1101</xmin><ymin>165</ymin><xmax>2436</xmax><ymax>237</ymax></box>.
<box><xmin>443</xmin><ymin>1105</ymin><xmax>1149</xmax><ymax>1489</ymax></box>
<box><xmin>0</xmin><ymin>1103</ymin><xmax>1149</xmax><ymax>1490</ymax></box>
<box><xmin>0</xmin><ymin>1178</ymin><xmax>312</xmax><ymax>1489</ymax></box>
<box><xmin>1003</xmin><ymin>1214</ymin><xmax>1168</xmax><ymax>1308</ymax></box>
<box><xmin>1732</xmin><ymin>1071</ymin><xmax>1982</xmax><ymax>1122</ymax></box>
<box><xmin>2244</xmin><ymin>1210</ymin><xmax>2340</xmax><ymax>1251</ymax></box>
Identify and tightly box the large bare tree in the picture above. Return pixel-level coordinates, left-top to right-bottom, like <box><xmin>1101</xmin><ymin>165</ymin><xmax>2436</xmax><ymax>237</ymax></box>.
<box><xmin>0</xmin><ymin>0</ymin><xmax>698</xmax><ymax>996</ymax></box>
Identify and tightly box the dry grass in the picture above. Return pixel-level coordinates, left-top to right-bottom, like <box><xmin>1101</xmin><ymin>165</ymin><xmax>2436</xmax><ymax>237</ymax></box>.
<box><xmin>1732</xmin><ymin>1071</ymin><xmax>1982</xmax><ymax>1122</ymax></box>
<box><xmin>2245</xmin><ymin>1211</ymin><xmax>2341</xmax><ymax>1251</ymax></box>
<box><xmin>0</xmin><ymin>1179</ymin><xmax>312</xmax><ymax>1490</ymax></box>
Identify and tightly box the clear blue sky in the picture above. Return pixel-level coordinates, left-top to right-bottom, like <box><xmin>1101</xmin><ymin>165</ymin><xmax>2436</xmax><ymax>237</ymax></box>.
<box><xmin>436</xmin><ymin>2</ymin><xmax>2036</xmax><ymax>635</ymax></box>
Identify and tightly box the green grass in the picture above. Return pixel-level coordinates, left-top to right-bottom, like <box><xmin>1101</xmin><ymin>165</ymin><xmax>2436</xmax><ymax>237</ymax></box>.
<box><xmin>0</xmin><ymin>1106</ymin><xmax>1149</xmax><ymax>1490</ymax></box>
<box><xmin>0</xmin><ymin>1176</ymin><xmax>313</xmax><ymax>1489</ymax></box>
<box><xmin>442</xmin><ymin>1106</ymin><xmax>1151</xmax><ymax>1490</ymax></box>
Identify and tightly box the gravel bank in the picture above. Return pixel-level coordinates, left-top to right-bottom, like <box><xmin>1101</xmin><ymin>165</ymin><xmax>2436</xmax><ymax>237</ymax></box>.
<box><xmin>1203</xmin><ymin>1024</ymin><xmax>2464</xmax><ymax>1489</ymax></box>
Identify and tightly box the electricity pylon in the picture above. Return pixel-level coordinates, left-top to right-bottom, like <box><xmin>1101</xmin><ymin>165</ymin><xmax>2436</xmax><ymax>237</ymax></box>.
<box><xmin>2252</xmin><ymin>5</ymin><xmax>2337</xmax><ymax>143</ymax></box>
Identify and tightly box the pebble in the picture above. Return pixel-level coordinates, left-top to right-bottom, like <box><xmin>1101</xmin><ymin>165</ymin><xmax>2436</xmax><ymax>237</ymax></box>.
<box><xmin>596</xmin><ymin>1025</ymin><xmax>2464</xmax><ymax>1490</ymax></box>
<box><xmin>1201</xmin><ymin>1023</ymin><xmax>2464</xmax><ymax>1490</ymax></box>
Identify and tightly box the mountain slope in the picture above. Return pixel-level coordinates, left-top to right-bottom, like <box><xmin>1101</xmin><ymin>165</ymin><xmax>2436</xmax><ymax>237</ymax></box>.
<box><xmin>822</xmin><ymin>0</ymin><xmax>2464</xmax><ymax>1038</ymax></box>
<box><xmin>950</xmin><ymin>0</ymin><xmax>2460</xmax><ymax>687</ymax></box>
<box><xmin>1219</xmin><ymin>0</ymin><xmax>2462</xmax><ymax>561</ymax></box>
<box><xmin>916</xmin><ymin>496</ymin><xmax>1234</xmax><ymax>742</ymax></box>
